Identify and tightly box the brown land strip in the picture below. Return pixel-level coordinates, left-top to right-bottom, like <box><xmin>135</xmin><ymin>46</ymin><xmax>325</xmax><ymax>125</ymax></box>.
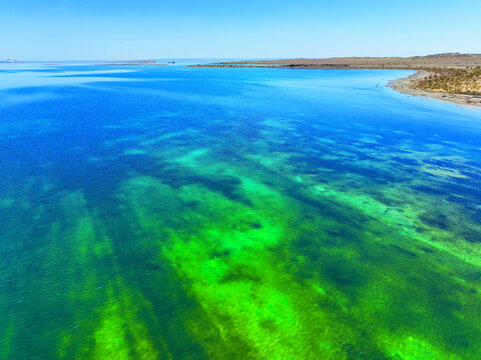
<box><xmin>193</xmin><ymin>53</ymin><xmax>481</xmax><ymax>110</ymax></box>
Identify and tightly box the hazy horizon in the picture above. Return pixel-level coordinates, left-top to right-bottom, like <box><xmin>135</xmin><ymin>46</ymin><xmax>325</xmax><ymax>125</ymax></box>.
<box><xmin>4</xmin><ymin>54</ymin><xmax>481</xmax><ymax>63</ymax></box>
<box><xmin>1</xmin><ymin>0</ymin><xmax>480</xmax><ymax>61</ymax></box>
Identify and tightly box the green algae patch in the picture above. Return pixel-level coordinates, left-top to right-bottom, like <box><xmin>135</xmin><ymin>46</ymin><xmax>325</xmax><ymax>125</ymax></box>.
<box><xmin>0</xmin><ymin>324</ymin><xmax>15</xmax><ymax>360</ymax></box>
<box><xmin>383</xmin><ymin>336</ymin><xmax>461</xmax><ymax>360</ymax></box>
<box><xmin>121</xmin><ymin>176</ymin><xmax>333</xmax><ymax>358</ymax></box>
<box><xmin>119</xmin><ymin>175</ymin><xmax>397</xmax><ymax>358</ymax></box>
<box><xmin>93</xmin><ymin>286</ymin><xmax>160</xmax><ymax>360</ymax></box>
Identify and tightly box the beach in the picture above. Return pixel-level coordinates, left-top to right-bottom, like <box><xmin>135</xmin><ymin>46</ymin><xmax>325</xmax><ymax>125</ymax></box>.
<box><xmin>389</xmin><ymin>70</ymin><xmax>481</xmax><ymax>110</ymax></box>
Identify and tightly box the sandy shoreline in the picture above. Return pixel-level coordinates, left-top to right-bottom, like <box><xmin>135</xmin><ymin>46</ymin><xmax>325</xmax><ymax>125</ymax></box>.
<box><xmin>388</xmin><ymin>71</ymin><xmax>481</xmax><ymax>110</ymax></box>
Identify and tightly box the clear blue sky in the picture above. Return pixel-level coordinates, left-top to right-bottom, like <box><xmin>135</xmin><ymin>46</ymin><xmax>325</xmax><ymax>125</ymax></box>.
<box><xmin>1</xmin><ymin>0</ymin><xmax>480</xmax><ymax>60</ymax></box>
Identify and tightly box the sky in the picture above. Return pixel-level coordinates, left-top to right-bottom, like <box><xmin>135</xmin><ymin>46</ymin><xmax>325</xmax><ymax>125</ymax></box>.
<box><xmin>1</xmin><ymin>0</ymin><xmax>480</xmax><ymax>60</ymax></box>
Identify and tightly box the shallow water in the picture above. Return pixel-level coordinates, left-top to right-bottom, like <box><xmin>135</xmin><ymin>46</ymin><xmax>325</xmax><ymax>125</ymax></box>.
<box><xmin>1</xmin><ymin>65</ymin><xmax>481</xmax><ymax>359</ymax></box>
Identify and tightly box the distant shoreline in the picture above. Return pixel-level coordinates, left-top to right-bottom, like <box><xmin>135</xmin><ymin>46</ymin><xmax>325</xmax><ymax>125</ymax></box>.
<box><xmin>192</xmin><ymin>54</ymin><xmax>481</xmax><ymax>110</ymax></box>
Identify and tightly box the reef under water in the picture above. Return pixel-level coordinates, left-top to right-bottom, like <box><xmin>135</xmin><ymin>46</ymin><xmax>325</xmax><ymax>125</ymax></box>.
<box><xmin>0</xmin><ymin>65</ymin><xmax>481</xmax><ymax>359</ymax></box>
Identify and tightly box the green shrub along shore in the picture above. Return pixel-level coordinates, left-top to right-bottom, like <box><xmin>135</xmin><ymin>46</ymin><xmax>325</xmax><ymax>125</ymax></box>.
<box><xmin>416</xmin><ymin>67</ymin><xmax>481</xmax><ymax>96</ymax></box>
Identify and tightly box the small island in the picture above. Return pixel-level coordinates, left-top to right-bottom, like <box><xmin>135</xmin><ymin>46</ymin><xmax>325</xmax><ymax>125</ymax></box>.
<box><xmin>0</xmin><ymin>58</ymin><xmax>22</xmax><ymax>63</ymax></box>
<box><xmin>106</xmin><ymin>59</ymin><xmax>157</xmax><ymax>65</ymax></box>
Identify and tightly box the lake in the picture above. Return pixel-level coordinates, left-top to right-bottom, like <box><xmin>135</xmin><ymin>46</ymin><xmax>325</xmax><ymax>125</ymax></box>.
<box><xmin>1</xmin><ymin>65</ymin><xmax>480</xmax><ymax>359</ymax></box>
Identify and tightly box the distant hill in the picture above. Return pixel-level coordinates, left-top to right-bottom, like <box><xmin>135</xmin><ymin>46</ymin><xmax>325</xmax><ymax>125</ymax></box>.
<box><xmin>213</xmin><ymin>53</ymin><xmax>481</xmax><ymax>69</ymax></box>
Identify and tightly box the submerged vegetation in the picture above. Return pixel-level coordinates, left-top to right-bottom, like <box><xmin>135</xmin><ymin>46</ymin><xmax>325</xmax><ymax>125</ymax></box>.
<box><xmin>1</xmin><ymin>66</ymin><xmax>481</xmax><ymax>359</ymax></box>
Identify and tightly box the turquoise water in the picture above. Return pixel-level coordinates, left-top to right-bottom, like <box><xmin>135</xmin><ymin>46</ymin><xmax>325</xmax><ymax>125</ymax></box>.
<box><xmin>1</xmin><ymin>65</ymin><xmax>481</xmax><ymax>359</ymax></box>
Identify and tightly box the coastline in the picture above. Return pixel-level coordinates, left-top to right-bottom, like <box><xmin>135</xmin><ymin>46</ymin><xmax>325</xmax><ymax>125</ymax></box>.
<box><xmin>388</xmin><ymin>71</ymin><xmax>481</xmax><ymax>110</ymax></box>
<box><xmin>192</xmin><ymin>64</ymin><xmax>481</xmax><ymax>111</ymax></box>
<box><xmin>192</xmin><ymin>54</ymin><xmax>481</xmax><ymax>110</ymax></box>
